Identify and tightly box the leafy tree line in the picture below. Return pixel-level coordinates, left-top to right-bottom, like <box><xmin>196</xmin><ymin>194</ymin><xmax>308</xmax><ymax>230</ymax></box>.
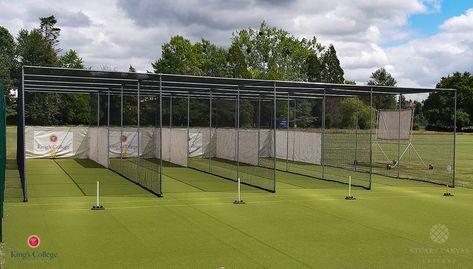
<box><xmin>153</xmin><ymin>22</ymin><xmax>346</xmax><ymax>128</ymax></box>
<box><xmin>0</xmin><ymin>15</ymin><xmax>88</xmax><ymax>125</ymax></box>
<box><xmin>0</xmin><ymin>18</ymin><xmax>469</xmax><ymax>130</ymax></box>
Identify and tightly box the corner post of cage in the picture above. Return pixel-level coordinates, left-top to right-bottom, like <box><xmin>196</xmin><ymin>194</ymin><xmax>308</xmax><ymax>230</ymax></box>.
<box><xmin>397</xmin><ymin>93</ymin><xmax>402</xmax><ymax>178</ymax></box>
<box><xmin>236</xmin><ymin>87</ymin><xmax>240</xmax><ymax>181</ymax></box>
<box><xmin>107</xmin><ymin>88</ymin><xmax>111</xmax><ymax>168</ymax></box>
<box><xmin>209</xmin><ymin>89</ymin><xmax>213</xmax><ymax>172</ymax></box>
<box><xmin>321</xmin><ymin>89</ymin><xmax>326</xmax><ymax>179</ymax></box>
<box><xmin>286</xmin><ymin>92</ymin><xmax>289</xmax><ymax>172</ymax></box>
<box><xmin>158</xmin><ymin>75</ymin><xmax>163</xmax><ymax>196</ymax></box>
<box><xmin>21</xmin><ymin>66</ymin><xmax>27</xmax><ymax>202</ymax></box>
<box><xmin>137</xmin><ymin>80</ymin><xmax>141</xmax><ymax>183</ymax></box>
<box><xmin>453</xmin><ymin>89</ymin><xmax>457</xmax><ymax>187</ymax></box>
<box><xmin>368</xmin><ymin>88</ymin><xmax>373</xmax><ymax>189</ymax></box>
<box><xmin>272</xmin><ymin>82</ymin><xmax>277</xmax><ymax>192</ymax></box>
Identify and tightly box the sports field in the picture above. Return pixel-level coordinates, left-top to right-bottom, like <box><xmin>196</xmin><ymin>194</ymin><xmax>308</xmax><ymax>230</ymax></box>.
<box><xmin>2</xmin><ymin>126</ymin><xmax>473</xmax><ymax>268</ymax></box>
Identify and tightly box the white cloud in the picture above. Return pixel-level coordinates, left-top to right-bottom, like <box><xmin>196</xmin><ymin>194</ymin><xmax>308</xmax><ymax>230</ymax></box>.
<box><xmin>0</xmin><ymin>0</ymin><xmax>471</xmax><ymax>88</ymax></box>
<box><xmin>440</xmin><ymin>8</ymin><xmax>473</xmax><ymax>33</ymax></box>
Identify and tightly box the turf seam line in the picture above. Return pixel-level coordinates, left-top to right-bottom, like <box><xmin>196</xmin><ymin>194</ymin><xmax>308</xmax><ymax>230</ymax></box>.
<box><xmin>166</xmin><ymin>203</ymin><xmax>271</xmax><ymax>269</ymax></box>
<box><xmin>184</xmin><ymin>202</ymin><xmax>316</xmax><ymax>269</ymax></box>
<box><xmin>163</xmin><ymin>173</ymin><xmax>209</xmax><ymax>192</ymax></box>
<box><xmin>53</xmin><ymin>159</ymin><xmax>87</xmax><ymax>196</ymax></box>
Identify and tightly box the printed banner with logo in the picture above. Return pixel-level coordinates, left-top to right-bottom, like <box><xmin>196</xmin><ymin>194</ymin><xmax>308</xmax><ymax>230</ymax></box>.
<box><xmin>109</xmin><ymin>131</ymin><xmax>139</xmax><ymax>158</ymax></box>
<box><xmin>33</xmin><ymin>131</ymin><xmax>74</xmax><ymax>158</ymax></box>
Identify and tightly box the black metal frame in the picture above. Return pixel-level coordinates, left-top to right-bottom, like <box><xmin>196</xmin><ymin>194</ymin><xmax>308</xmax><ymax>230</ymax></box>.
<box><xmin>17</xmin><ymin>66</ymin><xmax>457</xmax><ymax>201</ymax></box>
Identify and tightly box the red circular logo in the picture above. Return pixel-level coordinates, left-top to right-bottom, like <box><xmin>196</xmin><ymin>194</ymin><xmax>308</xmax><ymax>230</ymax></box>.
<box><xmin>120</xmin><ymin>135</ymin><xmax>128</xmax><ymax>142</ymax></box>
<box><xmin>27</xmin><ymin>235</ymin><xmax>40</xmax><ymax>248</ymax></box>
<box><xmin>49</xmin><ymin>135</ymin><xmax>58</xmax><ymax>142</ymax></box>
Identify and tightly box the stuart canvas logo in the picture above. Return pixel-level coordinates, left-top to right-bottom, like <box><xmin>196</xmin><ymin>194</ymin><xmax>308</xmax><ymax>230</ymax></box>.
<box><xmin>33</xmin><ymin>131</ymin><xmax>73</xmax><ymax>158</ymax></box>
<box><xmin>10</xmin><ymin>235</ymin><xmax>58</xmax><ymax>262</ymax></box>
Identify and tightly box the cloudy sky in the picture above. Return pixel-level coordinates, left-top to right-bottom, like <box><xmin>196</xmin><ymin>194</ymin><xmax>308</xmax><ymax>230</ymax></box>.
<box><xmin>1</xmin><ymin>0</ymin><xmax>472</xmax><ymax>88</ymax></box>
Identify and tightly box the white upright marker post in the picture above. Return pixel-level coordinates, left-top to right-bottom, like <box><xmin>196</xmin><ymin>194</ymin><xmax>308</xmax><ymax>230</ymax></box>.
<box><xmin>233</xmin><ymin>177</ymin><xmax>245</xmax><ymax>204</ymax></box>
<box><xmin>91</xmin><ymin>181</ymin><xmax>105</xmax><ymax>210</ymax></box>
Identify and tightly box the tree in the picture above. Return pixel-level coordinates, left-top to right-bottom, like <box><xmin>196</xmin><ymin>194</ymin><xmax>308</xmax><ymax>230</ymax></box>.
<box><xmin>306</xmin><ymin>53</ymin><xmax>321</xmax><ymax>82</ymax></box>
<box><xmin>228</xmin><ymin>42</ymin><xmax>251</xmax><ymax>78</ymax></box>
<box><xmin>59</xmin><ymin>49</ymin><xmax>84</xmax><ymax>69</ymax></box>
<box><xmin>16</xmin><ymin>29</ymin><xmax>57</xmax><ymax>66</ymax></box>
<box><xmin>366</xmin><ymin>67</ymin><xmax>397</xmax><ymax>109</ymax></box>
<box><xmin>195</xmin><ymin>39</ymin><xmax>230</xmax><ymax>77</ymax></box>
<box><xmin>128</xmin><ymin>65</ymin><xmax>136</xmax><ymax>72</ymax></box>
<box><xmin>57</xmin><ymin>49</ymin><xmax>89</xmax><ymax>125</ymax></box>
<box><xmin>230</xmin><ymin>21</ymin><xmax>322</xmax><ymax>81</ymax></box>
<box><xmin>320</xmin><ymin>44</ymin><xmax>344</xmax><ymax>84</ymax></box>
<box><xmin>368</xmin><ymin>68</ymin><xmax>396</xmax><ymax>86</ymax></box>
<box><xmin>424</xmin><ymin>72</ymin><xmax>473</xmax><ymax>130</ymax></box>
<box><xmin>39</xmin><ymin>15</ymin><xmax>61</xmax><ymax>51</ymax></box>
<box><xmin>0</xmin><ymin>26</ymin><xmax>17</xmax><ymax>122</ymax></box>
<box><xmin>152</xmin><ymin>35</ymin><xmax>202</xmax><ymax>75</ymax></box>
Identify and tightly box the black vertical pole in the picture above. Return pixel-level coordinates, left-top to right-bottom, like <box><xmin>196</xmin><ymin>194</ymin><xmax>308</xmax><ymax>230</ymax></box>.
<box><xmin>159</xmin><ymin>75</ymin><xmax>163</xmax><ymax>197</ymax></box>
<box><xmin>286</xmin><ymin>93</ymin><xmax>289</xmax><ymax>172</ymax></box>
<box><xmin>273</xmin><ymin>82</ymin><xmax>277</xmax><ymax>192</ymax></box>
<box><xmin>21</xmin><ymin>67</ymin><xmax>27</xmax><ymax>202</ymax></box>
<box><xmin>209</xmin><ymin>90</ymin><xmax>212</xmax><ymax>172</ymax></box>
<box><xmin>107</xmin><ymin>88</ymin><xmax>110</xmax><ymax>168</ymax></box>
<box><xmin>257</xmin><ymin>98</ymin><xmax>261</xmax><ymax>166</ymax></box>
<box><xmin>321</xmin><ymin>89</ymin><xmax>326</xmax><ymax>179</ymax></box>
<box><xmin>354</xmin><ymin>97</ymin><xmax>359</xmax><ymax>172</ymax></box>
<box><xmin>397</xmin><ymin>94</ymin><xmax>402</xmax><ymax>178</ymax></box>
<box><xmin>236</xmin><ymin>88</ymin><xmax>240</xmax><ymax>181</ymax></box>
<box><xmin>169</xmin><ymin>95</ymin><xmax>172</xmax><ymax>163</ymax></box>
<box><xmin>368</xmin><ymin>88</ymin><xmax>373</xmax><ymax>189</ymax></box>
<box><xmin>187</xmin><ymin>93</ymin><xmax>190</xmax><ymax>167</ymax></box>
<box><xmin>137</xmin><ymin>81</ymin><xmax>141</xmax><ymax>183</ymax></box>
<box><xmin>453</xmin><ymin>90</ymin><xmax>457</xmax><ymax>187</ymax></box>
<box><xmin>120</xmin><ymin>85</ymin><xmax>123</xmax><ymax>173</ymax></box>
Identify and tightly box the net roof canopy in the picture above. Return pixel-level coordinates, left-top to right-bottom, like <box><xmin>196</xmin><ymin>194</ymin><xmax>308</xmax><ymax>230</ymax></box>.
<box><xmin>22</xmin><ymin>66</ymin><xmax>454</xmax><ymax>100</ymax></box>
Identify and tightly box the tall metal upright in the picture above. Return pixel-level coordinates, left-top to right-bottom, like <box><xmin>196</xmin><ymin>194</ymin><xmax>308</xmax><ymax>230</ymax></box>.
<box><xmin>257</xmin><ymin>98</ymin><xmax>261</xmax><ymax>166</ymax></box>
<box><xmin>236</xmin><ymin>87</ymin><xmax>240</xmax><ymax>180</ymax></box>
<box><xmin>158</xmin><ymin>75</ymin><xmax>163</xmax><ymax>196</ymax></box>
<box><xmin>137</xmin><ymin>80</ymin><xmax>141</xmax><ymax>183</ymax></box>
<box><xmin>107</xmin><ymin>88</ymin><xmax>110</xmax><ymax>168</ymax></box>
<box><xmin>120</xmin><ymin>85</ymin><xmax>124</xmax><ymax>173</ymax></box>
<box><xmin>368</xmin><ymin>88</ymin><xmax>373</xmax><ymax>189</ymax></box>
<box><xmin>453</xmin><ymin>89</ymin><xmax>457</xmax><ymax>187</ymax></box>
<box><xmin>292</xmin><ymin>99</ymin><xmax>296</xmax><ymax>162</ymax></box>
<box><xmin>354</xmin><ymin>98</ymin><xmax>359</xmax><ymax>172</ymax></box>
<box><xmin>286</xmin><ymin>93</ymin><xmax>290</xmax><ymax>172</ymax></box>
<box><xmin>272</xmin><ymin>82</ymin><xmax>277</xmax><ymax>192</ymax></box>
<box><xmin>187</xmin><ymin>93</ymin><xmax>190</xmax><ymax>167</ymax></box>
<box><xmin>21</xmin><ymin>67</ymin><xmax>27</xmax><ymax>202</ymax></box>
<box><xmin>321</xmin><ymin>89</ymin><xmax>326</xmax><ymax>179</ymax></box>
<box><xmin>209</xmin><ymin>90</ymin><xmax>213</xmax><ymax>172</ymax></box>
<box><xmin>97</xmin><ymin>92</ymin><xmax>100</xmax><ymax>127</ymax></box>
<box><xmin>397</xmin><ymin>93</ymin><xmax>402</xmax><ymax>178</ymax></box>
<box><xmin>96</xmin><ymin>91</ymin><xmax>100</xmax><ymax>171</ymax></box>
<box><xmin>169</xmin><ymin>95</ymin><xmax>173</xmax><ymax>163</ymax></box>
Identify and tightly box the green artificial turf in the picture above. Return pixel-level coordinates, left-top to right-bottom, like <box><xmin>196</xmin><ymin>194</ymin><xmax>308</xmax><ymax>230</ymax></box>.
<box><xmin>3</xmin><ymin>158</ymin><xmax>473</xmax><ymax>269</ymax></box>
<box><xmin>2</xmin><ymin>129</ymin><xmax>473</xmax><ymax>268</ymax></box>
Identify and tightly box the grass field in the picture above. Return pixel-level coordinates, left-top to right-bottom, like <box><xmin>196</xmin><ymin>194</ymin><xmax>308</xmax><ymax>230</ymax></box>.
<box><xmin>3</xmin><ymin>126</ymin><xmax>473</xmax><ymax>268</ymax></box>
